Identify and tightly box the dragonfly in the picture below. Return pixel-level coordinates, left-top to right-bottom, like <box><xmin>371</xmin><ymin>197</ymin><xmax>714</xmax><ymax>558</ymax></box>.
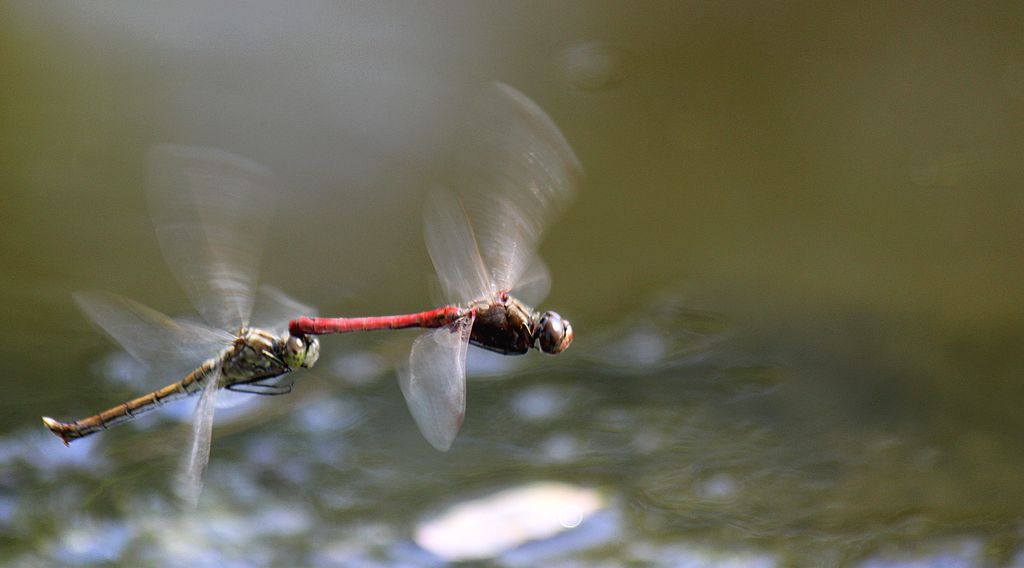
<box><xmin>289</xmin><ymin>83</ymin><xmax>581</xmax><ymax>451</ymax></box>
<box><xmin>42</xmin><ymin>145</ymin><xmax>320</xmax><ymax>506</ymax></box>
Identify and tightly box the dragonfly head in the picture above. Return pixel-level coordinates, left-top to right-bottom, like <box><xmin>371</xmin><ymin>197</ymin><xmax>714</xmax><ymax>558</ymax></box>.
<box><xmin>536</xmin><ymin>311</ymin><xmax>573</xmax><ymax>354</ymax></box>
<box><xmin>282</xmin><ymin>334</ymin><xmax>320</xmax><ymax>369</ymax></box>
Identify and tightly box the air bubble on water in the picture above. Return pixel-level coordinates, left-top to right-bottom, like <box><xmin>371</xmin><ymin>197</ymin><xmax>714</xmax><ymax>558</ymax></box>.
<box><xmin>558</xmin><ymin>506</ymin><xmax>584</xmax><ymax>528</ymax></box>
<box><xmin>558</xmin><ymin>41</ymin><xmax>634</xmax><ymax>91</ymax></box>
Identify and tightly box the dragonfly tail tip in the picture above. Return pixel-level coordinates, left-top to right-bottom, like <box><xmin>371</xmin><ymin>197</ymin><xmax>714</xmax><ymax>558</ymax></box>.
<box><xmin>41</xmin><ymin>416</ymin><xmax>72</xmax><ymax>446</ymax></box>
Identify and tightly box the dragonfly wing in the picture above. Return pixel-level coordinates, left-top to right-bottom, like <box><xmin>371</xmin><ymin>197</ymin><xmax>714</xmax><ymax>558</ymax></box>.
<box><xmin>424</xmin><ymin>190</ymin><xmax>493</xmax><ymax>305</ymax></box>
<box><xmin>398</xmin><ymin>315</ymin><xmax>473</xmax><ymax>451</ymax></box>
<box><xmin>451</xmin><ymin>82</ymin><xmax>582</xmax><ymax>294</ymax></box>
<box><xmin>176</xmin><ymin>367</ymin><xmax>220</xmax><ymax>508</ymax></box>
<box><xmin>74</xmin><ymin>291</ymin><xmax>232</xmax><ymax>379</ymax></box>
<box><xmin>511</xmin><ymin>255</ymin><xmax>552</xmax><ymax>308</ymax></box>
<box><xmin>250</xmin><ymin>284</ymin><xmax>317</xmax><ymax>337</ymax></box>
<box><xmin>146</xmin><ymin>145</ymin><xmax>275</xmax><ymax>332</ymax></box>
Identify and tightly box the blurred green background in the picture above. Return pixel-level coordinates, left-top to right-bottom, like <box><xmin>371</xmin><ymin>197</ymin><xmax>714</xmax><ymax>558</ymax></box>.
<box><xmin>1</xmin><ymin>2</ymin><xmax>1022</xmax><ymax>566</ymax></box>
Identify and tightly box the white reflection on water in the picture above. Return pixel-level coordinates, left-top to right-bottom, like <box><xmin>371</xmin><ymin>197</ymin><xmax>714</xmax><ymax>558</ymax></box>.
<box><xmin>413</xmin><ymin>482</ymin><xmax>608</xmax><ymax>563</ymax></box>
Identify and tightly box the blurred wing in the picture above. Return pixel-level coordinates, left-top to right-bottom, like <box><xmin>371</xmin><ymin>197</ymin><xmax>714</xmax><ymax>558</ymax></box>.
<box><xmin>424</xmin><ymin>190</ymin><xmax>493</xmax><ymax>305</ymax></box>
<box><xmin>146</xmin><ymin>145</ymin><xmax>275</xmax><ymax>332</ymax></box>
<box><xmin>74</xmin><ymin>291</ymin><xmax>232</xmax><ymax>379</ymax></box>
<box><xmin>176</xmin><ymin>368</ymin><xmax>219</xmax><ymax>508</ymax></box>
<box><xmin>452</xmin><ymin>82</ymin><xmax>582</xmax><ymax>293</ymax></box>
<box><xmin>511</xmin><ymin>255</ymin><xmax>552</xmax><ymax>308</ymax></box>
<box><xmin>250</xmin><ymin>285</ymin><xmax>317</xmax><ymax>337</ymax></box>
<box><xmin>398</xmin><ymin>315</ymin><xmax>473</xmax><ymax>451</ymax></box>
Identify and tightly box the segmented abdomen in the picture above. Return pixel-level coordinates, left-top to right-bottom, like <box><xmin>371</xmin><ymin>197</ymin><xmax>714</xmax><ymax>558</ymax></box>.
<box><xmin>42</xmin><ymin>358</ymin><xmax>220</xmax><ymax>445</ymax></box>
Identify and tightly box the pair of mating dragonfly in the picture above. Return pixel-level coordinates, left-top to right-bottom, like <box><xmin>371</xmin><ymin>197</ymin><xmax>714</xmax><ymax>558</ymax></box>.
<box><xmin>42</xmin><ymin>84</ymin><xmax>581</xmax><ymax>504</ymax></box>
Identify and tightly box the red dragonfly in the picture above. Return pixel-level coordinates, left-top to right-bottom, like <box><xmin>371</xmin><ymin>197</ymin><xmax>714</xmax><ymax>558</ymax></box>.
<box><xmin>290</xmin><ymin>83</ymin><xmax>582</xmax><ymax>451</ymax></box>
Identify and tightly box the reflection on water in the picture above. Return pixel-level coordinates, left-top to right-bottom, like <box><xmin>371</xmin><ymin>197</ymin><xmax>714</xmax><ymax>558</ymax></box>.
<box><xmin>1</xmin><ymin>291</ymin><xmax>1022</xmax><ymax>565</ymax></box>
<box><xmin>413</xmin><ymin>481</ymin><xmax>609</xmax><ymax>562</ymax></box>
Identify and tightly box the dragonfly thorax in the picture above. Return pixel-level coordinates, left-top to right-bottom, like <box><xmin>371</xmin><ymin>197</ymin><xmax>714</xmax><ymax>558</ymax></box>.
<box><xmin>468</xmin><ymin>296</ymin><xmax>534</xmax><ymax>355</ymax></box>
<box><xmin>467</xmin><ymin>295</ymin><xmax>572</xmax><ymax>355</ymax></box>
<box><xmin>221</xmin><ymin>329</ymin><xmax>290</xmax><ymax>383</ymax></box>
<box><xmin>220</xmin><ymin>329</ymin><xmax>318</xmax><ymax>386</ymax></box>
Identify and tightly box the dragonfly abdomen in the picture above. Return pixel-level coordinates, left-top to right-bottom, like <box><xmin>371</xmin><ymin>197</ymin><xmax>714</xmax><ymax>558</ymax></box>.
<box><xmin>42</xmin><ymin>358</ymin><xmax>219</xmax><ymax>445</ymax></box>
<box><xmin>289</xmin><ymin>306</ymin><xmax>463</xmax><ymax>335</ymax></box>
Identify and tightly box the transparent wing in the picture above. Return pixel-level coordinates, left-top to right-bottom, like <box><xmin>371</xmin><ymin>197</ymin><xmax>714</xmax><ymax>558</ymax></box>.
<box><xmin>250</xmin><ymin>285</ymin><xmax>317</xmax><ymax>337</ymax></box>
<box><xmin>424</xmin><ymin>190</ymin><xmax>493</xmax><ymax>305</ymax></box>
<box><xmin>146</xmin><ymin>145</ymin><xmax>275</xmax><ymax>332</ymax></box>
<box><xmin>176</xmin><ymin>367</ymin><xmax>220</xmax><ymax>508</ymax></box>
<box><xmin>74</xmin><ymin>291</ymin><xmax>232</xmax><ymax>382</ymax></box>
<box><xmin>451</xmin><ymin>82</ymin><xmax>582</xmax><ymax>294</ymax></box>
<box><xmin>398</xmin><ymin>315</ymin><xmax>474</xmax><ymax>451</ymax></box>
<box><xmin>510</xmin><ymin>255</ymin><xmax>552</xmax><ymax>308</ymax></box>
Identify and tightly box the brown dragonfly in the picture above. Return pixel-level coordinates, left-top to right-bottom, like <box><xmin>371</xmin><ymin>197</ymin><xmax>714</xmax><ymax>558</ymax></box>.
<box><xmin>42</xmin><ymin>145</ymin><xmax>320</xmax><ymax>506</ymax></box>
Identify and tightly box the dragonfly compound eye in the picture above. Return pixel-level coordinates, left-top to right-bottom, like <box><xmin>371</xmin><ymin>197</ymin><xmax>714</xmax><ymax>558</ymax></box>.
<box><xmin>537</xmin><ymin>311</ymin><xmax>573</xmax><ymax>354</ymax></box>
<box><xmin>281</xmin><ymin>335</ymin><xmax>305</xmax><ymax>367</ymax></box>
<box><xmin>283</xmin><ymin>335</ymin><xmax>318</xmax><ymax>368</ymax></box>
<box><xmin>302</xmin><ymin>336</ymin><xmax>320</xmax><ymax>368</ymax></box>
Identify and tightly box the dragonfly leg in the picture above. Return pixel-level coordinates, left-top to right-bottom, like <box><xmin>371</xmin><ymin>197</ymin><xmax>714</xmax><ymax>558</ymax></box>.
<box><xmin>227</xmin><ymin>375</ymin><xmax>295</xmax><ymax>396</ymax></box>
<box><xmin>260</xmin><ymin>349</ymin><xmax>286</xmax><ymax>366</ymax></box>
